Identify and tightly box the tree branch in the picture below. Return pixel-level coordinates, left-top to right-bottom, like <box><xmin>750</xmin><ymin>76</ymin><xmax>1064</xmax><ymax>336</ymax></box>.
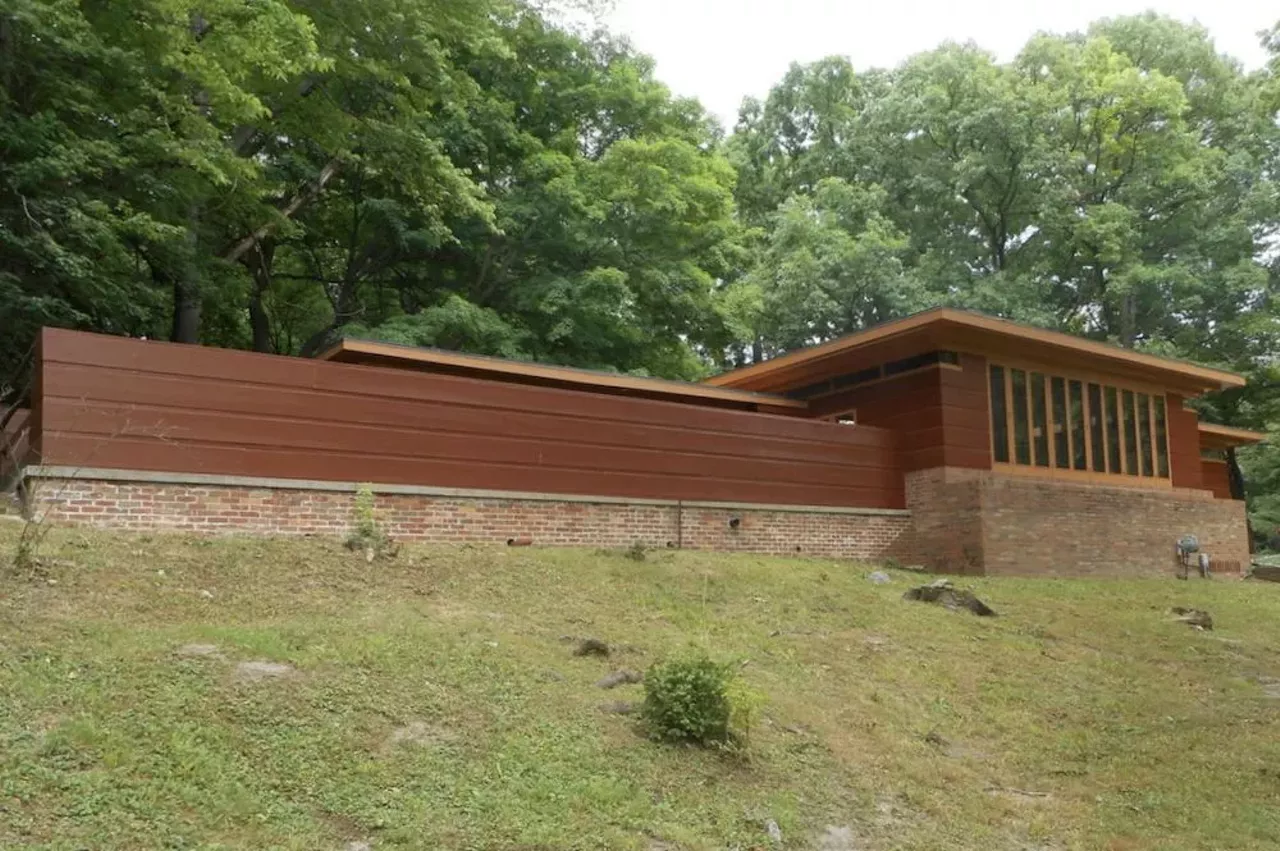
<box><xmin>222</xmin><ymin>158</ymin><xmax>342</xmax><ymax>264</ymax></box>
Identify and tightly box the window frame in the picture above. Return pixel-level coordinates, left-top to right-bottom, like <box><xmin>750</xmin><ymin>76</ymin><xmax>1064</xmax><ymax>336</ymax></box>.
<box><xmin>987</xmin><ymin>359</ymin><xmax>1173</xmax><ymax>487</ymax></box>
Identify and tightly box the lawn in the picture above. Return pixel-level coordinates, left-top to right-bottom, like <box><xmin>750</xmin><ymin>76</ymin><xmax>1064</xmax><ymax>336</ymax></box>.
<box><xmin>1</xmin><ymin>523</ymin><xmax>1279</xmax><ymax>850</ymax></box>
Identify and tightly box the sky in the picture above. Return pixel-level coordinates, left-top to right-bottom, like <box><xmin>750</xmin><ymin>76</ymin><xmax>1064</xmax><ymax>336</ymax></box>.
<box><xmin>604</xmin><ymin>0</ymin><xmax>1275</xmax><ymax>127</ymax></box>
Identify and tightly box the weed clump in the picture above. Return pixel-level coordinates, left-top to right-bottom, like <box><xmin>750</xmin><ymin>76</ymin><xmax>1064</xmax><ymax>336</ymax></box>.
<box><xmin>345</xmin><ymin>483</ymin><xmax>393</xmax><ymax>561</ymax></box>
<box><xmin>641</xmin><ymin>651</ymin><xmax>761</xmax><ymax>746</ymax></box>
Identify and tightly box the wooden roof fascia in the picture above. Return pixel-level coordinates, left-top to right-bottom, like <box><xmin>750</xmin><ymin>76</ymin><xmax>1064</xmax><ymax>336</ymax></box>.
<box><xmin>706</xmin><ymin>308</ymin><xmax>1247</xmax><ymax>394</ymax></box>
<box><xmin>317</xmin><ymin>339</ymin><xmax>809</xmax><ymax>410</ymax></box>
<box><xmin>1196</xmin><ymin>422</ymin><xmax>1267</xmax><ymax>448</ymax></box>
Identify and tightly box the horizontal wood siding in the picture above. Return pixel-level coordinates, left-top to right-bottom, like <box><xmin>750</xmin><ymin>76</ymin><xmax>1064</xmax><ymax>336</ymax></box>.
<box><xmin>812</xmin><ymin>355</ymin><xmax>990</xmax><ymax>472</ymax></box>
<box><xmin>1201</xmin><ymin>459</ymin><xmax>1233</xmax><ymax>500</ymax></box>
<box><xmin>1166</xmin><ymin>395</ymin><xmax>1203</xmax><ymax>491</ymax></box>
<box><xmin>35</xmin><ymin>329</ymin><xmax>905</xmax><ymax>509</ymax></box>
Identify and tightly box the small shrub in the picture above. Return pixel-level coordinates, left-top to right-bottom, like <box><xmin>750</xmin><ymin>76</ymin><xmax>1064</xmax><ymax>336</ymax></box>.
<box><xmin>624</xmin><ymin>541</ymin><xmax>647</xmax><ymax>562</ymax></box>
<box><xmin>345</xmin><ymin>483</ymin><xmax>392</xmax><ymax>560</ymax></box>
<box><xmin>642</xmin><ymin>652</ymin><xmax>760</xmax><ymax>746</ymax></box>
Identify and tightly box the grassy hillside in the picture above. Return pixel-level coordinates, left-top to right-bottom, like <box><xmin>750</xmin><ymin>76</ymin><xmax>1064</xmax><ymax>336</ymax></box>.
<box><xmin>1</xmin><ymin>524</ymin><xmax>1279</xmax><ymax>850</ymax></box>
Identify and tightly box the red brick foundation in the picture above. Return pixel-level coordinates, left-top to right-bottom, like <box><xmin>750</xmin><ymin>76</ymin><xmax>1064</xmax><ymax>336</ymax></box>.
<box><xmin>905</xmin><ymin>468</ymin><xmax>1249</xmax><ymax>577</ymax></box>
<box><xmin>22</xmin><ymin>468</ymin><xmax>1250</xmax><ymax>576</ymax></box>
<box><xmin>24</xmin><ymin>473</ymin><xmax>914</xmax><ymax>561</ymax></box>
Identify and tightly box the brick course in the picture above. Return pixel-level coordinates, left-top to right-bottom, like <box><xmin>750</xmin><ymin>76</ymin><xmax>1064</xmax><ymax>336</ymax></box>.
<box><xmin>26</xmin><ymin>477</ymin><xmax>914</xmax><ymax>561</ymax></box>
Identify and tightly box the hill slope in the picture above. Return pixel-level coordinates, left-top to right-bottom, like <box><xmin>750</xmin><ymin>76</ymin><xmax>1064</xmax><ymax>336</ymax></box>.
<box><xmin>2</xmin><ymin>526</ymin><xmax>1279</xmax><ymax>850</ymax></box>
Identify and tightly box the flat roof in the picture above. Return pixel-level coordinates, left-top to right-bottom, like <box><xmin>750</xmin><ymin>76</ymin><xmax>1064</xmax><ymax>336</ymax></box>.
<box><xmin>318</xmin><ymin>338</ymin><xmax>807</xmax><ymax>411</ymax></box>
<box><xmin>1198</xmin><ymin>422</ymin><xmax>1267</xmax><ymax>449</ymax></box>
<box><xmin>706</xmin><ymin>308</ymin><xmax>1247</xmax><ymax>395</ymax></box>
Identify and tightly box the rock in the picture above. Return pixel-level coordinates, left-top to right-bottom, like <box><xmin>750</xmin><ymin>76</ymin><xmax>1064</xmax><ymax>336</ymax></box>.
<box><xmin>765</xmin><ymin>819</ymin><xmax>783</xmax><ymax>844</ymax></box>
<box><xmin>817</xmin><ymin>825</ymin><xmax>858</xmax><ymax>850</ymax></box>
<box><xmin>232</xmin><ymin>660</ymin><xmax>296</xmax><ymax>682</ymax></box>
<box><xmin>199</xmin><ymin>589</ymin><xmax>215</xmax><ymax>600</ymax></box>
<box><xmin>175</xmin><ymin>643</ymin><xmax>222</xmax><ymax>659</ymax></box>
<box><xmin>344</xmin><ymin>842</ymin><xmax>372</xmax><ymax>851</ymax></box>
<box><xmin>573</xmin><ymin>638</ymin><xmax>610</xmax><ymax>657</ymax></box>
<box><xmin>903</xmin><ymin>579</ymin><xmax>996</xmax><ymax>617</ymax></box>
<box><xmin>923</xmin><ymin>729</ymin><xmax>947</xmax><ymax>747</ymax></box>
<box><xmin>867</xmin><ymin>570</ymin><xmax>892</xmax><ymax>584</ymax></box>
<box><xmin>598</xmin><ymin>700</ymin><xmax>638</xmax><ymax>715</ymax></box>
<box><xmin>1171</xmin><ymin>607</ymin><xmax>1213</xmax><ymax>630</ymax></box>
<box><xmin>596</xmin><ymin>670</ymin><xmax>643</xmax><ymax>689</ymax></box>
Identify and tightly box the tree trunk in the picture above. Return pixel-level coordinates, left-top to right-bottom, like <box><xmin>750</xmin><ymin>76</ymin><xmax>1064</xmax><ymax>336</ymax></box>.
<box><xmin>246</xmin><ymin>239</ymin><xmax>276</xmax><ymax>353</ymax></box>
<box><xmin>169</xmin><ymin>211</ymin><xmax>202</xmax><ymax>344</ymax></box>
<box><xmin>1226</xmin><ymin>447</ymin><xmax>1254</xmax><ymax>553</ymax></box>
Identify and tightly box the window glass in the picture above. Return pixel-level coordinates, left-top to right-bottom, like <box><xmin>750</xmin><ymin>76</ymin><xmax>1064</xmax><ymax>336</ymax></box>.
<box><xmin>1087</xmin><ymin>383</ymin><xmax>1105</xmax><ymax>472</ymax></box>
<box><xmin>1154</xmin><ymin>396</ymin><xmax>1169</xmax><ymax>477</ymax></box>
<box><xmin>1011</xmin><ymin>369</ymin><xmax>1030</xmax><ymax>465</ymax></box>
<box><xmin>989</xmin><ymin>366</ymin><xmax>1009</xmax><ymax>463</ymax></box>
<box><xmin>1137</xmin><ymin>393</ymin><xmax>1154</xmax><ymax>476</ymax></box>
<box><xmin>1105</xmin><ymin>387</ymin><xmax>1122</xmax><ymax>473</ymax></box>
<box><xmin>1051</xmin><ymin>377</ymin><xmax>1069</xmax><ymax>469</ymax></box>
<box><xmin>1122</xmin><ymin>389</ymin><xmax>1138</xmax><ymax>474</ymax></box>
<box><xmin>1068</xmin><ymin>380</ymin><xmax>1087</xmax><ymax>471</ymax></box>
<box><xmin>1031</xmin><ymin>372</ymin><xmax>1049</xmax><ymax>467</ymax></box>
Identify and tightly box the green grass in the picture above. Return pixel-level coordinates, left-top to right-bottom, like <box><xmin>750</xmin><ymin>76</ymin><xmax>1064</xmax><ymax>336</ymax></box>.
<box><xmin>2</xmin><ymin>524</ymin><xmax>1279</xmax><ymax>850</ymax></box>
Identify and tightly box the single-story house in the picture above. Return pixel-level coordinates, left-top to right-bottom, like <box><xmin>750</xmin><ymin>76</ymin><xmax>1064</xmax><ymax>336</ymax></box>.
<box><xmin>5</xmin><ymin>308</ymin><xmax>1263</xmax><ymax>576</ymax></box>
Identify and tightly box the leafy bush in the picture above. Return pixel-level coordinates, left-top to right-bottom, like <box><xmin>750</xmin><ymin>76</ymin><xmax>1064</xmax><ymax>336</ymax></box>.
<box><xmin>642</xmin><ymin>652</ymin><xmax>760</xmax><ymax>746</ymax></box>
<box><xmin>345</xmin><ymin>483</ymin><xmax>392</xmax><ymax>560</ymax></box>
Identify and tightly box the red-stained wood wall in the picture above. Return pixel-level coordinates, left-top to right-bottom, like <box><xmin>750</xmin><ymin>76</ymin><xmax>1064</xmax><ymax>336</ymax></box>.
<box><xmin>1166</xmin><ymin>395</ymin><xmax>1204</xmax><ymax>491</ymax></box>
<box><xmin>809</xmin><ymin>354</ymin><xmax>992</xmax><ymax>472</ymax></box>
<box><xmin>31</xmin><ymin>329</ymin><xmax>907</xmax><ymax>509</ymax></box>
<box><xmin>1200</xmin><ymin>459</ymin><xmax>1234</xmax><ymax>500</ymax></box>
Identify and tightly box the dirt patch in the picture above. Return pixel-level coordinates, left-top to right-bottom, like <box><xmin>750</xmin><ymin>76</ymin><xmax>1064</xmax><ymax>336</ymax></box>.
<box><xmin>596</xmin><ymin>670</ymin><xmax>643</xmax><ymax>689</ymax></box>
<box><xmin>232</xmin><ymin>660</ymin><xmax>297</xmax><ymax>682</ymax></box>
<box><xmin>386</xmin><ymin>721</ymin><xmax>458</xmax><ymax>749</ymax></box>
<box><xmin>175</xmin><ymin>643</ymin><xmax>223</xmax><ymax>659</ymax></box>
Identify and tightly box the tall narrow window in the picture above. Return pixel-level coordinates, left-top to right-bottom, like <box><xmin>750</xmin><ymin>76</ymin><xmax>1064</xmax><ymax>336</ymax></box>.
<box><xmin>989</xmin><ymin>366</ymin><xmax>1009</xmax><ymax>463</ymax></box>
<box><xmin>1087</xmin><ymin>383</ymin><xmax>1105</xmax><ymax>472</ymax></box>
<box><xmin>1051</xmin><ymin>377</ymin><xmax>1069</xmax><ymax>469</ymax></box>
<box><xmin>1105</xmin><ymin>387</ymin><xmax>1122</xmax><ymax>473</ymax></box>
<box><xmin>1011</xmin><ymin>369</ymin><xmax>1030</xmax><ymax>465</ymax></box>
<box><xmin>1069</xmin><ymin>380</ymin><xmax>1087</xmax><ymax>470</ymax></box>
<box><xmin>1137</xmin><ymin>393</ymin><xmax>1154</xmax><ymax>476</ymax></box>
<box><xmin>1154</xmin><ymin>396</ymin><xmax>1169</xmax><ymax>478</ymax></box>
<box><xmin>1122</xmin><ymin>389</ymin><xmax>1138</xmax><ymax>474</ymax></box>
<box><xmin>1030</xmin><ymin>372</ymin><xmax>1049</xmax><ymax>467</ymax></box>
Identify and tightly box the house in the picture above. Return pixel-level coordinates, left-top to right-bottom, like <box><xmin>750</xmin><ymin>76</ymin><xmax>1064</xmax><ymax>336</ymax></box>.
<box><xmin>7</xmin><ymin>308</ymin><xmax>1263</xmax><ymax>576</ymax></box>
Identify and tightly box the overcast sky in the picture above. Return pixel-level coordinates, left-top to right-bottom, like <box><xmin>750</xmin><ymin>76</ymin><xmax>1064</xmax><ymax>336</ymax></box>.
<box><xmin>605</xmin><ymin>0</ymin><xmax>1275</xmax><ymax>128</ymax></box>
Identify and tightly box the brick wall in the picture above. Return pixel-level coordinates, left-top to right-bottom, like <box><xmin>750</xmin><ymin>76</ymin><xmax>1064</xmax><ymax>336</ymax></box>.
<box><xmin>25</xmin><ymin>476</ymin><xmax>914</xmax><ymax>562</ymax></box>
<box><xmin>903</xmin><ymin>466</ymin><xmax>986</xmax><ymax>574</ymax></box>
<box><xmin>24</xmin><ymin>470</ymin><xmax>1250</xmax><ymax>578</ymax></box>
<box><xmin>905</xmin><ymin>468</ymin><xmax>1248</xmax><ymax>578</ymax></box>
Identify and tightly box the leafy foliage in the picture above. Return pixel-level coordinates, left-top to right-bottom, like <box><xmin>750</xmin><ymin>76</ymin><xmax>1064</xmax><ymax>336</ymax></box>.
<box><xmin>642</xmin><ymin>651</ymin><xmax>755</xmax><ymax>746</ymax></box>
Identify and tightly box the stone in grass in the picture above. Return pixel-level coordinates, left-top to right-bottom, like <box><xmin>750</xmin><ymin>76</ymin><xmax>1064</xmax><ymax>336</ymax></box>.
<box><xmin>1171</xmin><ymin>607</ymin><xmax>1213</xmax><ymax>630</ymax></box>
<box><xmin>598</xmin><ymin>700</ymin><xmax>638</xmax><ymax>715</ymax></box>
<box><xmin>175</xmin><ymin>643</ymin><xmax>222</xmax><ymax>659</ymax></box>
<box><xmin>595</xmin><ymin>670</ymin><xmax>643</xmax><ymax>689</ymax></box>
<box><xmin>344</xmin><ymin>842</ymin><xmax>372</xmax><ymax>851</ymax></box>
<box><xmin>867</xmin><ymin>570</ymin><xmax>892</xmax><ymax>585</ymax></box>
<box><xmin>232</xmin><ymin>660</ymin><xmax>297</xmax><ymax>682</ymax></box>
<box><xmin>573</xmin><ymin>638</ymin><xmax>610</xmax><ymax>657</ymax></box>
<box><xmin>902</xmin><ymin>579</ymin><xmax>997</xmax><ymax>617</ymax></box>
<box><xmin>765</xmin><ymin>819</ymin><xmax>783</xmax><ymax>844</ymax></box>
